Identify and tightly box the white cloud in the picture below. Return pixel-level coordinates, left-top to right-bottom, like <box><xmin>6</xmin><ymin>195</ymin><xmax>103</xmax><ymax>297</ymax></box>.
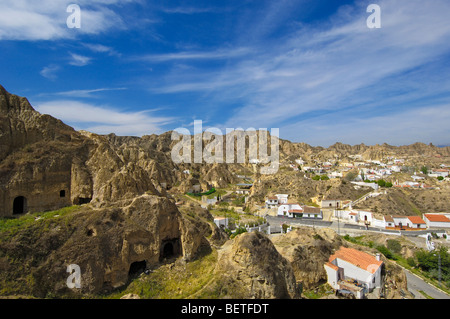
<box><xmin>69</xmin><ymin>53</ymin><xmax>92</xmax><ymax>66</ymax></box>
<box><xmin>138</xmin><ymin>47</ymin><xmax>251</xmax><ymax>63</ymax></box>
<box><xmin>42</xmin><ymin>87</ymin><xmax>127</xmax><ymax>98</ymax></box>
<box><xmin>40</xmin><ymin>64</ymin><xmax>60</xmax><ymax>80</ymax></box>
<box><xmin>35</xmin><ymin>100</ymin><xmax>175</xmax><ymax>136</ymax></box>
<box><xmin>0</xmin><ymin>0</ymin><xmax>133</xmax><ymax>41</ymax></box>
<box><xmin>82</xmin><ymin>43</ymin><xmax>121</xmax><ymax>56</ymax></box>
<box><xmin>147</xmin><ymin>0</ymin><xmax>450</xmax><ymax>145</ymax></box>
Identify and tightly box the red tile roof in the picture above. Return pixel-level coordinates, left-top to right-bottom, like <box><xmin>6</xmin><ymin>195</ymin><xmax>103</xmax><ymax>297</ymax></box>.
<box><xmin>303</xmin><ymin>206</ymin><xmax>321</xmax><ymax>214</ymax></box>
<box><xmin>384</xmin><ymin>215</ymin><xmax>394</xmax><ymax>222</ymax></box>
<box><xmin>407</xmin><ymin>216</ymin><xmax>426</xmax><ymax>224</ymax></box>
<box><xmin>329</xmin><ymin>247</ymin><xmax>383</xmax><ymax>274</ymax></box>
<box><xmin>325</xmin><ymin>262</ymin><xmax>339</xmax><ymax>271</ymax></box>
<box><xmin>424</xmin><ymin>214</ymin><xmax>450</xmax><ymax>223</ymax></box>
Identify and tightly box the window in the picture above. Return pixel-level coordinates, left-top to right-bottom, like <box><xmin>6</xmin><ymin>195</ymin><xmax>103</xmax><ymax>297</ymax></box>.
<box><xmin>60</xmin><ymin>190</ymin><xmax>66</xmax><ymax>198</ymax></box>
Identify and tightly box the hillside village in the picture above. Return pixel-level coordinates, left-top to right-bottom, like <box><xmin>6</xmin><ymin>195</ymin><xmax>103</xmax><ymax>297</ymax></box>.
<box><xmin>182</xmin><ymin>151</ymin><xmax>450</xmax><ymax>299</ymax></box>
<box><xmin>0</xmin><ymin>85</ymin><xmax>449</xmax><ymax>300</ymax></box>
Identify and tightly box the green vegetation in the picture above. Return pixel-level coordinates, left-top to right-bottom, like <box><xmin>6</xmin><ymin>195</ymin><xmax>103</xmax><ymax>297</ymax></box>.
<box><xmin>0</xmin><ymin>206</ymin><xmax>80</xmax><ymax>235</ymax></box>
<box><xmin>186</xmin><ymin>188</ymin><xmax>216</xmax><ymax>197</ymax></box>
<box><xmin>363</xmin><ymin>179</ymin><xmax>393</xmax><ymax>187</ymax></box>
<box><xmin>206</xmin><ymin>188</ymin><xmax>227</xmax><ymax>199</ymax></box>
<box><xmin>106</xmin><ymin>247</ymin><xmax>218</xmax><ymax>299</ymax></box>
<box><xmin>302</xmin><ymin>283</ymin><xmax>334</xmax><ymax>299</ymax></box>
<box><xmin>312</xmin><ymin>175</ymin><xmax>329</xmax><ymax>181</ymax></box>
<box><xmin>0</xmin><ymin>206</ymin><xmax>81</xmax><ymax>296</ymax></box>
<box><xmin>229</xmin><ymin>227</ymin><xmax>247</xmax><ymax>239</ymax></box>
<box><xmin>414</xmin><ymin>247</ymin><xmax>450</xmax><ymax>287</ymax></box>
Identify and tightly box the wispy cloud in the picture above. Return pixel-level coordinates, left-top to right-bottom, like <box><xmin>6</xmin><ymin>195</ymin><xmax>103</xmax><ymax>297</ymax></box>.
<box><xmin>35</xmin><ymin>100</ymin><xmax>175</xmax><ymax>136</ymax></box>
<box><xmin>138</xmin><ymin>47</ymin><xmax>251</xmax><ymax>63</ymax></box>
<box><xmin>146</xmin><ymin>0</ymin><xmax>450</xmax><ymax>145</ymax></box>
<box><xmin>0</xmin><ymin>0</ymin><xmax>135</xmax><ymax>41</ymax></box>
<box><xmin>82</xmin><ymin>43</ymin><xmax>121</xmax><ymax>56</ymax></box>
<box><xmin>69</xmin><ymin>53</ymin><xmax>92</xmax><ymax>66</ymax></box>
<box><xmin>41</xmin><ymin>87</ymin><xmax>127</xmax><ymax>98</ymax></box>
<box><xmin>40</xmin><ymin>64</ymin><xmax>60</xmax><ymax>80</ymax></box>
<box><xmin>159</xmin><ymin>6</ymin><xmax>223</xmax><ymax>15</ymax></box>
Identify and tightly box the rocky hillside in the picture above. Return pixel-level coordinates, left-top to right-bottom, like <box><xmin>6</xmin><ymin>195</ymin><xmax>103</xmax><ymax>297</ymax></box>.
<box><xmin>0</xmin><ymin>195</ymin><xmax>226</xmax><ymax>297</ymax></box>
<box><xmin>0</xmin><ymin>84</ymin><xmax>448</xmax><ymax>299</ymax></box>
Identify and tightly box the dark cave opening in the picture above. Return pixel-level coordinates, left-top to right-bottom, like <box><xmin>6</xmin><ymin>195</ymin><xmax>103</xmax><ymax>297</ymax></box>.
<box><xmin>13</xmin><ymin>196</ymin><xmax>27</xmax><ymax>215</ymax></box>
<box><xmin>128</xmin><ymin>260</ymin><xmax>147</xmax><ymax>278</ymax></box>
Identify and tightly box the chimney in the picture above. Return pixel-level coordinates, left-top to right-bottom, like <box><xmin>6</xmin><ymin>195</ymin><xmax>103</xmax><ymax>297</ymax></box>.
<box><xmin>376</xmin><ymin>253</ymin><xmax>381</xmax><ymax>261</ymax></box>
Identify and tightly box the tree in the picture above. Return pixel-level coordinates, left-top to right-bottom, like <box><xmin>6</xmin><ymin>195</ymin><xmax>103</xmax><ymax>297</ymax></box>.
<box><xmin>437</xmin><ymin>176</ymin><xmax>444</xmax><ymax>181</ymax></box>
<box><xmin>377</xmin><ymin>179</ymin><xmax>386</xmax><ymax>187</ymax></box>
<box><xmin>421</xmin><ymin>166</ymin><xmax>428</xmax><ymax>175</ymax></box>
<box><xmin>344</xmin><ymin>169</ymin><xmax>358</xmax><ymax>181</ymax></box>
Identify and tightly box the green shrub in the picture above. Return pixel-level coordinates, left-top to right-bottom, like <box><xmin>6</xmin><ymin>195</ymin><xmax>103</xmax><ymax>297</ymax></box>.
<box><xmin>407</xmin><ymin>257</ymin><xmax>416</xmax><ymax>268</ymax></box>
<box><xmin>376</xmin><ymin>245</ymin><xmax>395</xmax><ymax>260</ymax></box>
<box><xmin>387</xmin><ymin>239</ymin><xmax>402</xmax><ymax>254</ymax></box>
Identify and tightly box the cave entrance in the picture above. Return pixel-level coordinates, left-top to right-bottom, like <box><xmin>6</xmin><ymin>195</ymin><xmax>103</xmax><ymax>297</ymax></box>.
<box><xmin>160</xmin><ymin>238</ymin><xmax>181</xmax><ymax>261</ymax></box>
<box><xmin>73</xmin><ymin>197</ymin><xmax>92</xmax><ymax>205</ymax></box>
<box><xmin>13</xmin><ymin>196</ymin><xmax>27</xmax><ymax>215</ymax></box>
<box><xmin>163</xmin><ymin>242</ymin><xmax>174</xmax><ymax>258</ymax></box>
<box><xmin>128</xmin><ymin>260</ymin><xmax>146</xmax><ymax>279</ymax></box>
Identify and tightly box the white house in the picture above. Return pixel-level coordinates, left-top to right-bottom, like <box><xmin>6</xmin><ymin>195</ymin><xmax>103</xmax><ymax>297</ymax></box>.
<box><xmin>423</xmin><ymin>214</ymin><xmax>450</xmax><ymax>228</ymax></box>
<box><xmin>214</xmin><ymin>217</ymin><xmax>229</xmax><ymax>228</ymax></box>
<box><xmin>265</xmin><ymin>196</ymin><xmax>278</xmax><ymax>209</ymax></box>
<box><xmin>385</xmin><ymin>215</ymin><xmax>427</xmax><ymax>230</ymax></box>
<box><xmin>236</xmin><ymin>189</ymin><xmax>251</xmax><ymax>195</ymax></box>
<box><xmin>321</xmin><ymin>199</ymin><xmax>344</xmax><ymax>209</ymax></box>
<box><xmin>324</xmin><ymin>247</ymin><xmax>384</xmax><ymax>299</ymax></box>
<box><xmin>328</xmin><ymin>171</ymin><xmax>343</xmax><ymax>179</ymax></box>
<box><xmin>334</xmin><ymin>210</ymin><xmax>358</xmax><ymax>223</ymax></box>
<box><xmin>276</xmin><ymin>194</ymin><xmax>289</xmax><ymax>204</ymax></box>
<box><xmin>334</xmin><ymin>210</ymin><xmax>373</xmax><ymax>225</ymax></box>
<box><xmin>302</xmin><ymin>206</ymin><xmax>323</xmax><ymax>219</ymax></box>
<box><xmin>278</xmin><ymin>203</ymin><xmax>303</xmax><ymax>218</ymax></box>
<box><xmin>429</xmin><ymin>169</ymin><xmax>449</xmax><ymax>178</ymax></box>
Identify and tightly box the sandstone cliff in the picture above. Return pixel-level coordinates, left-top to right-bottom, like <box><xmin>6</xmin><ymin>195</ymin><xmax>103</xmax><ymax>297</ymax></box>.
<box><xmin>213</xmin><ymin>231</ymin><xmax>299</xmax><ymax>299</ymax></box>
<box><xmin>0</xmin><ymin>195</ymin><xmax>223</xmax><ymax>297</ymax></box>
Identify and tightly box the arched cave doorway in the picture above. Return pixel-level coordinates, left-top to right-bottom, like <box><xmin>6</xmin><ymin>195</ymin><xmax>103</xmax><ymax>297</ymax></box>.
<box><xmin>13</xmin><ymin>196</ymin><xmax>27</xmax><ymax>215</ymax></box>
<box><xmin>160</xmin><ymin>238</ymin><xmax>181</xmax><ymax>261</ymax></box>
<box><xmin>128</xmin><ymin>260</ymin><xmax>147</xmax><ymax>279</ymax></box>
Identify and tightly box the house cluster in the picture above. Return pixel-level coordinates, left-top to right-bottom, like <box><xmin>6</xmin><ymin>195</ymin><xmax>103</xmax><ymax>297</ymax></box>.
<box><xmin>265</xmin><ymin>194</ymin><xmax>323</xmax><ymax>219</ymax></box>
<box><xmin>334</xmin><ymin>207</ymin><xmax>450</xmax><ymax>232</ymax></box>
<box><xmin>383</xmin><ymin>213</ymin><xmax>450</xmax><ymax>231</ymax></box>
<box><xmin>324</xmin><ymin>246</ymin><xmax>384</xmax><ymax>299</ymax></box>
<box><xmin>291</xmin><ymin>155</ymin><xmax>449</xmax><ymax>185</ymax></box>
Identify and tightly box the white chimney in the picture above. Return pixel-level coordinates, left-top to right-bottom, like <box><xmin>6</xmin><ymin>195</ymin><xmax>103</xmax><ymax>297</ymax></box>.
<box><xmin>376</xmin><ymin>253</ymin><xmax>381</xmax><ymax>261</ymax></box>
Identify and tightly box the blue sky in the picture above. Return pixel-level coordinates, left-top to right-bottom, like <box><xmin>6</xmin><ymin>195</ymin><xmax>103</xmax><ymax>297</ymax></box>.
<box><xmin>1</xmin><ymin>0</ymin><xmax>450</xmax><ymax>147</ymax></box>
